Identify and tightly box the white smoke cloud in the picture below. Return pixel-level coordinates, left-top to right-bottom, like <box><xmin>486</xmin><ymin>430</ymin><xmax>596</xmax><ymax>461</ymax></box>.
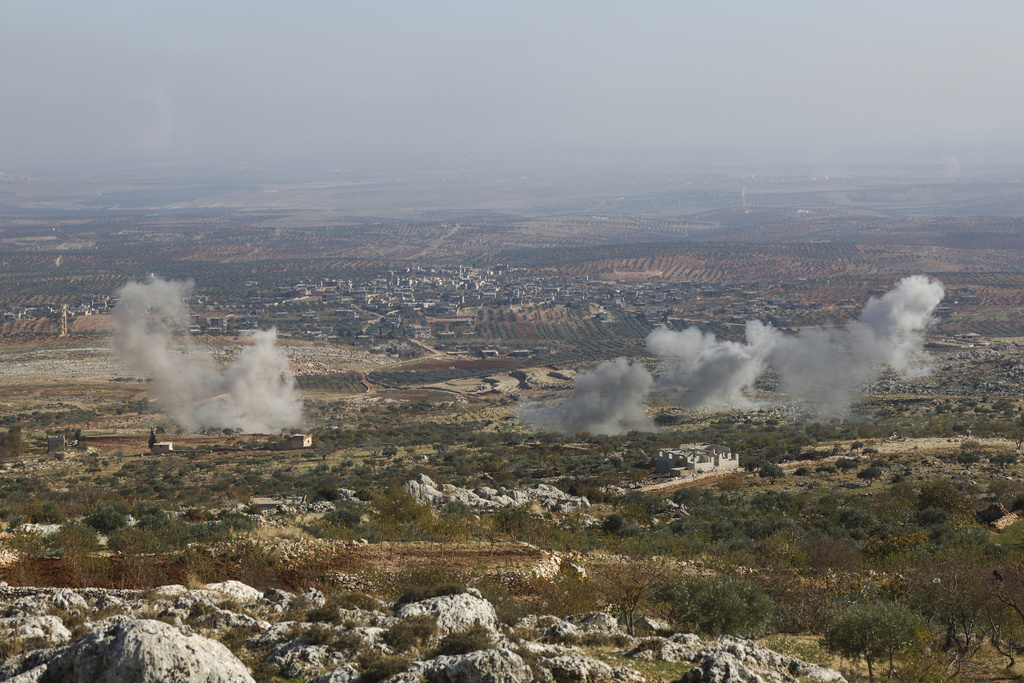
<box><xmin>522</xmin><ymin>275</ymin><xmax>944</xmax><ymax>433</ymax></box>
<box><xmin>518</xmin><ymin>357</ymin><xmax>655</xmax><ymax>436</ymax></box>
<box><xmin>113</xmin><ymin>276</ymin><xmax>303</xmax><ymax>433</ymax></box>
<box><xmin>649</xmin><ymin>275</ymin><xmax>945</xmax><ymax>411</ymax></box>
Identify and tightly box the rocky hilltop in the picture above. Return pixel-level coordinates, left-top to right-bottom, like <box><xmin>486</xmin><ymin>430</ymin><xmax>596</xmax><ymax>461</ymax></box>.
<box><xmin>0</xmin><ymin>581</ymin><xmax>846</xmax><ymax>683</ymax></box>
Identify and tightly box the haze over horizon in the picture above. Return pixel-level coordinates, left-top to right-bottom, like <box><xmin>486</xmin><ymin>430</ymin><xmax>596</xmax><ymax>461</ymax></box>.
<box><xmin>4</xmin><ymin>1</ymin><xmax>1024</xmax><ymax>172</ymax></box>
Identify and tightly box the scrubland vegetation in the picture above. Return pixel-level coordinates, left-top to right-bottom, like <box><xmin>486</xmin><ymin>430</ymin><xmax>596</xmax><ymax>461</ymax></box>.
<box><xmin>4</xmin><ymin>385</ymin><xmax>1024</xmax><ymax>680</ymax></box>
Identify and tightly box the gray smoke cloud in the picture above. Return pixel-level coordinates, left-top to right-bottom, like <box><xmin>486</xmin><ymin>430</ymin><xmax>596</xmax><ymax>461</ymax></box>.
<box><xmin>648</xmin><ymin>274</ymin><xmax>945</xmax><ymax>411</ymax></box>
<box><xmin>113</xmin><ymin>276</ymin><xmax>303</xmax><ymax>433</ymax></box>
<box><xmin>523</xmin><ymin>275</ymin><xmax>944</xmax><ymax>434</ymax></box>
<box><xmin>517</xmin><ymin>357</ymin><xmax>655</xmax><ymax>436</ymax></box>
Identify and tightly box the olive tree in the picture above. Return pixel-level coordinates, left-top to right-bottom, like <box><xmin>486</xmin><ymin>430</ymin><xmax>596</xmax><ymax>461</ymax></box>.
<box><xmin>822</xmin><ymin>600</ymin><xmax>925</xmax><ymax>682</ymax></box>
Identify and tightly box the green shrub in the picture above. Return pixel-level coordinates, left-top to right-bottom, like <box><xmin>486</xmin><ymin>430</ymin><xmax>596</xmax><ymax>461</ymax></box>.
<box><xmin>48</xmin><ymin>524</ymin><xmax>99</xmax><ymax>557</ymax></box>
<box><xmin>32</xmin><ymin>500</ymin><xmax>66</xmax><ymax>524</ymax></box>
<box><xmin>393</xmin><ymin>566</ymin><xmax>467</xmax><ymax>606</ymax></box>
<box><xmin>384</xmin><ymin>614</ymin><xmax>438</xmax><ymax>652</ymax></box>
<box><xmin>325</xmin><ymin>501</ymin><xmax>364</xmax><ymax>528</ymax></box>
<box><xmin>431</xmin><ymin>625</ymin><xmax>494</xmax><ymax>657</ymax></box>
<box><xmin>821</xmin><ymin>600</ymin><xmax>924</xmax><ymax>682</ymax></box>
<box><xmin>602</xmin><ymin>513</ymin><xmax>640</xmax><ymax>537</ymax></box>
<box><xmin>655</xmin><ymin>575</ymin><xmax>775</xmax><ymax>637</ymax></box>
<box><xmin>84</xmin><ymin>499</ymin><xmax>130</xmax><ymax>534</ymax></box>
<box><xmin>357</xmin><ymin>652</ymin><xmax>411</xmax><ymax>683</ymax></box>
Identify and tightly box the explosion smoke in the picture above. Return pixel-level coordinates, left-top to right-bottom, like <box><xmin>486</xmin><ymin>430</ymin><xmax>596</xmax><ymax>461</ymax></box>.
<box><xmin>113</xmin><ymin>276</ymin><xmax>303</xmax><ymax>433</ymax></box>
<box><xmin>517</xmin><ymin>357</ymin><xmax>655</xmax><ymax>436</ymax></box>
<box><xmin>523</xmin><ymin>275</ymin><xmax>944</xmax><ymax>434</ymax></box>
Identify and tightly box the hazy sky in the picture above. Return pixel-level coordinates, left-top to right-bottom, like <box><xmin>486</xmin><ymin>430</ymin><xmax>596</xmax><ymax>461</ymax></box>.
<box><xmin>4</xmin><ymin>1</ymin><xmax>1024</xmax><ymax>167</ymax></box>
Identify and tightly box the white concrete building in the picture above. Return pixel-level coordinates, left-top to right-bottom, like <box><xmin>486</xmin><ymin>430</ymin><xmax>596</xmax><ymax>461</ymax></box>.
<box><xmin>655</xmin><ymin>443</ymin><xmax>738</xmax><ymax>475</ymax></box>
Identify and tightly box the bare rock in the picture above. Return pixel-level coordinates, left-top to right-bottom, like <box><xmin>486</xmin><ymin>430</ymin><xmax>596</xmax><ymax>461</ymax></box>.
<box><xmin>194</xmin><ymin>609</ymin><xmax>266</xmax><ymax>632</ymax></box>
<box><xmin>265</xmin><ymin>640</ymin><xmax>345</xmax><ymax>680</ymax></box>
<box><xmin>570</xmin><ymin>613</ymin><xmax>617</xmax><ymax>631</ymax></box>
<box><xmin>543</xmin><ymin>620</ymin><xmax>582</xmax><ymax>644</ymax></box>
<box><xmin>6</xmin><ymin>590</ymin><xmax>87</xmax><ymax>618</ymax></box>
<box><xmin>622</xmin><ymin>635</ymin><xmax>702</xmax><ymax>663</ymax></box>
<box><xmin>246</xmin><ymin>621</ymin><xmax>305</xmax><ymax>650</ymax></box>
<box><xmin>49</xmin><ymin>589</ymin><xmax>89</xmax><ymax>615</ymax></box>
<box><xmin>684</xmin><ymin>651</ymin><xmax>764</xmax><ymax>683</ymax></box>
<box><xmin>403</xmin><ymin>474</ymin><xmax>447</xmax><ymax>505</ymax></box>
<box><xmin>309</xmin><ymin>663</ymin><xmax>361</xmax><ymax>683</ymax></box>
<box><xmin>689</xmin><ymin>638</ymin><xmax>846</xmax><ymax>683</ymax></box>
<box><xmin>262</xmin><ymin>588</ymin><xmax>294</xmax><ymax>604</ymax></box>
<box><xmin>426</xmin><ymin>648</ymin><xmax>534</xmax><ymax>683</ymax></box>
<box><xmin>540</xmin><ymin>655</ymin><xmax>615</xmax><ymax>683</ymax></box>
<box><xmin>0</xmin><ymin>615</ymin><xmax>72</xmax><ymax>646</ymax></box>
<box><xmin>203</xmin><ymin>581</ymin><xmax>263</xmax><ymax>605</ymax></box>
<box><xmin>35</xmin><ymin>618</ymin><xmax>255</xmax><ymax>682</ymax></box>
<box><xmin>92</xmin><ymin>595</ymin><xmax>131</xmax><ymax>615</ymax></box>
<box><xmin>394</xmin><ymin>593</ymin><xmax>497</xmax><ymax>635</ymax></box>
<box><xmin>298</xmin><ymin>587</ymin><xmax>327</xmax><ymax>609</ymax></box>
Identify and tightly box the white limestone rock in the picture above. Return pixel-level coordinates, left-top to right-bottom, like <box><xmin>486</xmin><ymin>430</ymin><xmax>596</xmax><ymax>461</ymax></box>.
<box><xmin>402</xmin><ymin>474</ymin><xmax>447</xmax><ymax>505</ymax></box>
<box><xmin>29</xmin><ymin>618</ymin><xmax>255</xmax><ymax>682</ymax></box>
<box><xmin>426</xmin><ymin>648</ymin><xmax>534</xmax><ymax>683</ymax></box>
<box><xmin>689</xmin><ymin>638</ymin><xmax>846</xmax><ymax>683</ymax></box>
<box><xmin>0</xmin><ymin>615</ymin><xmax>72</xmax><ymax>646</ymax></box>
<box><xmin>265</xmin><ymin>640</ymin><xmax>345</xmax><ymax>680</ymax></box>
<box><xmin>309</xmin><ymin>663</ymin><xmax>361</xmax><ymax>683</ymax></box>
<box><xmin>203</xmin><ymin>581</ymin><xmax>264</xmax><ymax>605</ymax></box>
<box><xmin>394</xmin><ymin>593</ymin><xmax>497</xmax><ymax>635</ymax></box>
<box><xmin>540</xmin><ymin>655</ymin><xmax>615</xmax><ymax>683</ymax></box>
<box><xmin>570</xmin><ymin>613</ymin><xmax>618</xmax><ymax>631</ymax></box>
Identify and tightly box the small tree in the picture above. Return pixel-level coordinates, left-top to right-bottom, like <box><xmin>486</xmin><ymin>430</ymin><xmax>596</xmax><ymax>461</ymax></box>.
<box><xmin>758</xmin><ymin>464</ymin><xmax>784</xmax><ymax>484</ymax></box>
<box><xmin>595</xmin><ymin>556</ymin><xmax>668</xmax><ymax>636</ymax></box>
<box><xmin>1</xmin><ymin>425</ymin><xmax>24</xmax><ymax>457</ymax></box>
<box><xmin>656</xmin><ymin>575</ymin><xmax>775</xmax><ymax>637</ymax></box>
<box><xmin>993</xmin><ymin>452</ymin><xmax>1018</xmax><ymax>470</ymax></box>
<box><xmin>85</xmin><ymin>499</ymin><xmax>131</xmax><ymax>534</ymax></box>
<box><xmin>857</xmin><ymin>466</ymin><xmax>883</xmax><ymax>486</ymax></box>
<box><xmin>836</xmin><ymin>457</ymin><xmax>859</xmax><ymax>473</ymax></box>
<box><xmin>822</xmin><ymin>600</ymin><xmax>925</xmax><ymax>682</ymax></box>
<box><xmin>958</xmin><ymin>438</ymin><xmax>983</xmax><ymax>468</ymax></box>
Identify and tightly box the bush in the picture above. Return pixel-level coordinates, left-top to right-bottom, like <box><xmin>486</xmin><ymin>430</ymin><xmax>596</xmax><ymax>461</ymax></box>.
<box><xmin>325</xmin><ymin>501</ymin><xmax>364</xmax><ymax>528</ymax></box>
<box><xmin>32</xmin><ymin>500</ymin><xmax>66</xmax><ymax>524</ymax></box>
<box><xmin>836</xmin><ymin>458</ymin><xmax>858</xmax><ymax>472</ymax></box>
<box><xmin>393</xmin><ymin>567</ymin><xmax>467</xmax><ymax>606</ymax></box>
<box><xmin>357</xmin><ymin>652</ymin><xmax>411</xmax><ymax>683</ymax></box>
<box><xmin>655</xmin><ymin>575</ymin><xmax>775</xmax><ymax>637</ymax></box>
<box><xmin>431</xmin><ymin>625</ymin><xmax>494</xmax><ymax>657</ymax></box>
<box><xmin>602</xmin><ymin>513</ymin><xmax>640</xmax><ymax>537</ymax></box>
<box><xmin>384</xmin><ymin>614</ymin><xmax>438</xmax><ymax>651</ymax></box>
<box><xmin>48</xmin><ymin>524</ymin><xmax>99</xmax><ymax>557</ymax></box>
<box><xmin>84</xmin><ymin>499</ymin><xmax>130</xmax><ymax>534</ymax></box>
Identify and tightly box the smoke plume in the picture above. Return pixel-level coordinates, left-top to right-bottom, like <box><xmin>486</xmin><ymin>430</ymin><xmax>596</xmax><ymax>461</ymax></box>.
<box><xmin>517</xmin><ymin>357</ymin><xmax>655</xmax><ymax>436</ymax></box>
<box><xmin>523</xmin><ymin>275</ymin><xmax>944</xmax><ymax>434</ymax></box>
<box><xmin>113</xmin><ymin>276</ymin><xmax>303</xmax><ymax>433</ymax></box>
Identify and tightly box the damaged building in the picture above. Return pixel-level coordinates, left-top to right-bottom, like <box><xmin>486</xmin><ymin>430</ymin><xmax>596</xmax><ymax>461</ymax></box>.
<box><xmin>655</xmin><ymin>443</ymin><xmax>738</xmax><ymax>476</ymax></box>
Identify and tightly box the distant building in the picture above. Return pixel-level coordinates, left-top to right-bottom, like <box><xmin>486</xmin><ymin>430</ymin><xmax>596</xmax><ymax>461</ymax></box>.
<box><xmin>655</xmin><ymin>443</ymin><xmax>738</xmax><ymax>475</ymax></box>
<box><xmin>151</xmin><ymin>442</ymin><xmax>174</xmax><ymax>454</ymax></box>
<box><xmin>272</xmin><ymin>434</ymin><xmax>313</xmax><ymax>450</ymax></box>
<box><xmin>47</xmin><ymin>435</ymin><xmax>66</xmax><ymax>453</ymax></box>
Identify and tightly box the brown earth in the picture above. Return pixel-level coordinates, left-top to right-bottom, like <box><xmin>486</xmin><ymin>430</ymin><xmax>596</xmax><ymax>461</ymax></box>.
<box><xmin>0</xmin><ymin>541</ymin><xmax>547</xmax><ymax>592</ymax></box>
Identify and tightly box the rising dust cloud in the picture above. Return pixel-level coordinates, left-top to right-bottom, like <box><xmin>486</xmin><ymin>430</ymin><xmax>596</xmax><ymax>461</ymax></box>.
<box><xmin>113</xmin><ymin>276</ymin><xmax>303</xmax><ymax>433</ymax></box>
<box><xmin>522</xmin><ymin>275</ymin><xmax>945</xmax><ymax>435</ymax></box>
